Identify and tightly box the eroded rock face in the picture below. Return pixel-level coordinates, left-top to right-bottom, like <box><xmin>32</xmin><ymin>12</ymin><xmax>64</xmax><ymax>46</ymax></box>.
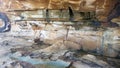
<box><xmin>7</xmin><ymin>20</ymin><xmax>120</xmax><ymax>58</ymax></box>
<box><xmin>1</xmin><ymin>0</ymin><xmax>119</xmax><ymax>27</ymax></box>
<box><xmin>0</xmin><ymin>22</ymin><xmax>119</xmax><ymax>68</ymax></box>
<box><xmin>33</xmin><ymin>28</ymin><xmax>120</xmax><ymax>58</ymax></box>
<box><xmin>1</xmin><ymin>0</ymin><xmax>119</xmax><ymax>16</ymax></box>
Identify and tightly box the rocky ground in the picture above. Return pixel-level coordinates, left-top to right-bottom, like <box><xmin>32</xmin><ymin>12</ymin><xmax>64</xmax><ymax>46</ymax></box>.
<box><xmin>0</xmin><ymin>24</ymin><xmax>120</xmax><ymax>68</ymax></box>
<box><xmin>0</xmin><ymin>33</ymin><xmax>119</xmax><ymax>68</ymax></box>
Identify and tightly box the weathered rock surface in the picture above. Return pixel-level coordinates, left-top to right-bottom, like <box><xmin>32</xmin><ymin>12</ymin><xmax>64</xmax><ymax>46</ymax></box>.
<box><xmin>32</xmin><ymin>28</ymin><xmax>120</xmax><ymax>58</ymax></box>
<box><xmin>2</xmin><ymin>61</ymin><xmax>35</xmax><ymax>68</ymax></box>
<box><xmin>0</xmin><ymin>21</ymin><xmax>119</xmax><ymax>68</ymax></box>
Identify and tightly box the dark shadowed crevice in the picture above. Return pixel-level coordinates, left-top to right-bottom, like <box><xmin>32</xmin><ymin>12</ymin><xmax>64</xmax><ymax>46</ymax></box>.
<box><xmin>107</xmin><ymin>1</ymin><xmax>120</xmax><ymax>27</ymax></box>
